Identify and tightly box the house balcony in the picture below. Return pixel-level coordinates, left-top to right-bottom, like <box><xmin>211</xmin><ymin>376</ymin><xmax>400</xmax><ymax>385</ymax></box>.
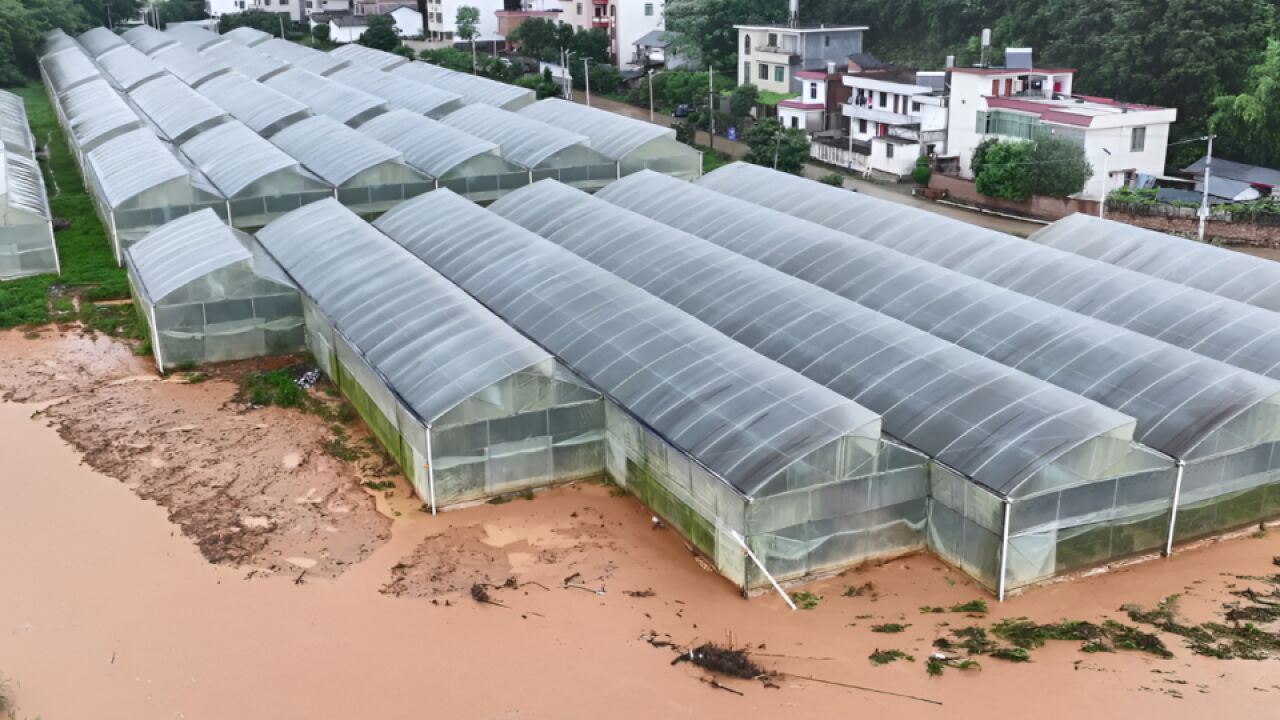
<box><xmin>843</xmin><ymin>103</ymin><xmax>914</xmax><ymax>126</ymax></box>
<box><xmin>592</xmin><ymin>16</ymin><xmax>609</xmax><ymax>28</ymax></box>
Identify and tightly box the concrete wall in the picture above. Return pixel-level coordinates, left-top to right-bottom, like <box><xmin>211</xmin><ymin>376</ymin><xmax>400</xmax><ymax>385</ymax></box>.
<box><xmin>1107</xmin><ymin>210</ymin><xmax>1280</xmax><ymax>249</ymax></box>
<box><xmin>929</xmin><ymin>172</ymin><xmax>1100</xmax><ymax>221</ymax></box>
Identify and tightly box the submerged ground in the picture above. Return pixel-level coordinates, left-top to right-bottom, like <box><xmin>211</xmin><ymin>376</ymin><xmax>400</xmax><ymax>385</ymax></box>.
<box><xmin>0</xmin><ymin>327</ymin><xmax>1278</xmax><ymax>719</ymax></box>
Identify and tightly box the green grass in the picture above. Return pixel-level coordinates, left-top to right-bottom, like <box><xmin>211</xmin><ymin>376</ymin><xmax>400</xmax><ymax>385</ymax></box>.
<box><xmin>790</xmin><ymin>591</ymin><xmax>822</xmax><ymax>609</ymax></box>
<box><xmin>869</xmin><ymin>648</ymin><xmax>913</xmax><ymax>665</ymax></box>
<box><xmin>0</xmin><ymin>82</ymin><xmax>129</xmax><ymax>330</ymax></box>
<box><xmin>242</xmin><ymin>368</ymin><xmax>309</xmax><ymax>408</ymax></box>
<box><xmin>755</xmin><ymin>90</ymin><xmax>792</xmax><ymax>106</ymax></box>
<box><xmin>700</xmin><ymin>146</ymin><xmax>732</xmax><ymax>174</ymax></box>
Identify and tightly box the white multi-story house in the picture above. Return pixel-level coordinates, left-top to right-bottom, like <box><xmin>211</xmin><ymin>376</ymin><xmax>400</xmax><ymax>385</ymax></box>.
<box><xmin>735</xmin><ymin>22</ymin><xmax>866</xmax><ymax>96</ymax></box>
<box><xmin>498</xmin><ymin>0</ymin><xmax>663</xmax><ymax>69</ymax></box>
<box><xmin>946</xmin><ymin>55</ymin><xmax>1177</xmax><ymax>199</ymax></box>
<box><xmin>330</xmin><ymin>5</ymin><xmax>423</xmax><ymax>41</ymax></box>
<box><xmin>839</xmin><ymin>65</ymin><xmax>947</xmax><ymax>177</ymax></box>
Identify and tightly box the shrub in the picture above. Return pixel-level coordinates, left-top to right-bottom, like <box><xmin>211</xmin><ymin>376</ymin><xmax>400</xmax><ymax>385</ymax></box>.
<box><xmin>911</xmin><ymin>156</ymin><xmax>932</xmax><ymax>185</ymax></box>
<box><xmin>817</xmin><ymin>173</ymin><xmax>844</xmax><ymax>187</ymax></box>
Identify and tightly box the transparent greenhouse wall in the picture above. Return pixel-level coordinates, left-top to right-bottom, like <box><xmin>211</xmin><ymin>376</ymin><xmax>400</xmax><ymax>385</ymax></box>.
<box><xmin>1175</xmin><ymin>442</ymin><xmax>1280</xmax><ymax>543</ymax></box>
<box><xmin>437</xmin><ymin>156</ymin><xmax>530</xmax><ymax>203</ymax></box>
<box><xmin>531</xmin><ymin>147</ymin><xmax>618</xmax><ymax>192</ymax></box>
<box><xmin>927</xmin><ymin>467</ymin><xmax>1005</xmax><ymax>591</ymax></box>
<box><xmin>226</xmin><ymin>173</ymin><xmax>332</xmax><ymax>229</ymax></box>
<box><xmin>0</xmin><ymin>221</ymin><xmax>57</xmax><ymax>280</ymax></box>
<box><xmin>335</xmin><ymin>164</ymin><xmax>434</xmax><ymax>215</ymax></box>
<box><xmin>93</xmin><ymin>183</ymin><xmax>229</xmax><ymax>263</ymax></box>
<box><xmin>619</xmin><ymin>139</ymin><xmax>702</xmax><ymax>181</ymax></box>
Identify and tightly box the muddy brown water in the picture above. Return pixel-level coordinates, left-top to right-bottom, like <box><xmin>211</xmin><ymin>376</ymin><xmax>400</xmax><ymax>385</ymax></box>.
<box><xmin>2</xmin><ymin>330</ymin><xmax>1279</xmax><ymax>719</ymax></box>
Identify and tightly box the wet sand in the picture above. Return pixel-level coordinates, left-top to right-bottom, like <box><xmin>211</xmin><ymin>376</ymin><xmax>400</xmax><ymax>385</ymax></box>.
<box><xmin>1</xmin><ymin>330</ymin><xmax>1279</xmax><ymax>719</ymax></box>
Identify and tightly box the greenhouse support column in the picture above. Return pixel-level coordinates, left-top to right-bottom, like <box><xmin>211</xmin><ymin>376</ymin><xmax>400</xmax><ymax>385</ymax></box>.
<box><xmin>424</xmin><ymin>425</ymin><xmax>438</xmax><ymax>515</ymax></box>
<box><xmin>730</xmin><ymin>528</ymin><xmax>795</xmax><ymax>610</ymax></box>
<box><xmin>150</xmin><ymin>304</ymin><xmax>166</xmax><ymax>374</ymax></box>
<box><xmin>996</xmin><ymin>498</ymin><xmax>1011</xmax><ymax>602</ymax></box>
<box><xmin>1164</xmin><ymin>459</ymin><xmax>1186</xmax><ymax>557</ymax></box>
<box><xmin>49</xmin><ymin>219</ymin><xmax>62</xmax><ymax>275</ymax></box>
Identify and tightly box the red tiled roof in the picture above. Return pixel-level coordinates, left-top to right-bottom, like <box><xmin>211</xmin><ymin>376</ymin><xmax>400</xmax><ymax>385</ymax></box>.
<box><xmin>778</xmin><ymin>100</ymin><xmax>825</xmax><ymax>110</ymax></box>
<box><xmin>795</xmin><ymin>70</ymin><xmax>829</xmax><ymax>80</ymax></box>
<box><xmin>984</xmin><ymin>96</ymin><xmax>1094</xmax><ymax>127</ymax></box>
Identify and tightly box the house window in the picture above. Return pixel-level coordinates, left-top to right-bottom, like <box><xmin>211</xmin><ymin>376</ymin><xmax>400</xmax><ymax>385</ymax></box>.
<box><xmin>644</xmin><ymin>2</ymin><xmax>652</xmax><ymax>15</ymax></box>
<box><xmin>609</xmin><ymin>5</ymin><xmax>614</xmax><ymax>14</ymax></box>
<box><xmin>912</xmin><ymin>101</ymin><xmax>921</xmax><ymax>112</ymax></box>
<box><xmin>774</xmin><ymin>65</ymin><xmax>783</xmax><ymax>82</ymax></box>
<box><xmin>885</xmin><ymin>143</ymin><xmax>895</xmax><ymax>159</ymax></box>
<box><xmin>790</xmin><ymin>116</ymin><xmax>798</xmax><ymax>128</ymax></box>
<box><xmin>858</xmin><ymin>119</ymin><xmax>867</xmax><ymax>134</ymax></box>
<box><xmin>879</xmin><ymin>91</ymin><xmax>887</xmax><ymax>108</ymax></box>
<box><xmin>743</xmin><ymin>61</ymin><xmax>750</xmax><ymax>84</ymax></box>
<box><xmin>767</xmin><ymin>32</ymin><xmax>777</xmax><ymax>47</ymax></box>
<box><xmin>809</xmin><ymin>82</ymin><xmax>817</xmax><ymax>100</ymax></box>
<box><xmin>1131</xmin><ymin>126</ymin><xmax>1146</xmax><ymax>152</ymax></box>
<box><xmin>744</xmin><ymin>35</ymin><xmax>750</xmax><ymax>55</ymax></box>
<box><xmin>824</xmin><ymin>35</ymin><xmax>830</xmax><ymax>47</ymax></box>
<box><xmin>576</xmin><ymin>2</ymin><xmax>582</xmax><ymax>13</ymax></box>
<box><xmin>759</xmin><ymin>63</ymin><xmax>769</xmax><ymax>80</ymax></box>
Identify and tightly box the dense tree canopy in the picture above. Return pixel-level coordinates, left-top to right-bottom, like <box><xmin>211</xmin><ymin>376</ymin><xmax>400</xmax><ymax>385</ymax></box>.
<box><xmin>1211</xmin><ymin>39</ymin><xmax>1280</xmax><ymax>170</ymax></box>
<box><xmin>217</xmin><ymin>8</ymin><xmax>287</xmax><ymax>36</ymax></box>
<box><xmin>974</xmin><ymin>137</ymin><xmax>1091</xmax><ymax>200</ymax></box>
<box><xmin>743</xmin><ymin>118</ymin><xmax>810</xmax><ymax>173</ymax></box>
<box><xmin>359</xmin><ymin>16</ymin><xmax>401</xmax><ymax>52</ymax></box>
<box><xmin>507</xmin><ymin>19</ymin><xmax>610</xmax><ymax>64</ymax></box>
<box><xmin>0</xmin><ymin>0</ymin><xmax>144</xmax><ymax>86</ymax></box>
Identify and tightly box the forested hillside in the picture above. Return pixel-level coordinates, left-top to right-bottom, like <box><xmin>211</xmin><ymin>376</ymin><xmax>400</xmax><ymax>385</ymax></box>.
<box><xmin>668</xmin><ymin>0</ymin><xmax>1280</xmax><ymax>168</ymax></box>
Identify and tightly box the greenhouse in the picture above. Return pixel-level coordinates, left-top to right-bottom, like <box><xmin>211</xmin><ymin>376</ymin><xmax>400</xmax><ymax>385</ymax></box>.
<box><xmin>379</xmin><ymin>190</ymin><xmax>940</xmax><ymax>590</ymax></box>
<box><xmin>494</xmin><ymin>180</ymin><xmax>1175</xmax><ymax>594</ymax></box>
<box><xmin>83</xmin><ymin>128</ymin><xmax>226</xmax><ymax>262</ymax></box>
<box><xmin>201</xmin><ymin>41</ymin><xmax>287</xmax><ymax>81</ymax></box>
<box><xmin>269</xmin><ymin>115</ymin><xmax>433</xmax><ymax>214</ymax></box>
<box><xmin>77</xmin><ymin>27</ymin><xmax>127</xmax><ymax>58</ymax></box>
<box><xmin>393</xmin><ymin>62</ymin><xmax>535</xmax><ymax>110</ymax></box>
<box><xmin>256</xmin><ymin>199</ymin><xmax>607</xmax><ymax>507</ymax></box>
<box><xmin>128</xmin><ymin>75</ymin><xmax>229</xmax><ymax>145</ymax></box>
<box><xmin>121</xmin><ymin>25</ymin><xmax>177</xmax><ymax>56</ymax></box>
<box><xmin>195</xmin><ymin>72</ymin><xmax>311</xmax><ymax>137</ymax></box>
<box><xmin>43</xmin><ymin>29</ymin><xmax>81</xmax><ymax>56</ymax></box>
<box><xmin>96</xmin><ymin>44</ymin><xmax>166</xmax><ymax>92</ymax></box>
<box><xmin>359</xmin><ymin>110</ymin><xmax>529</xmax><ymax>202</ymax></box>
<box><xmin>180</xmin><ymin>121</ymin><xmax>331</xmax><ymax>228</ymax></box>
<box><xmin>699</xmin><ymin>163</ymin><xmax>1280</xmax><ymax>556</ymax></box>
<box><xmin>328</xmin><ymin>43</ymin><xmax>409</xmax><ymax>71</ymax></box>
<box><xmin>602</xmin><ymin>171</ymin><xmax>1280</xmax><ymax>587</ymax></box>
<box><xmin>40</xmin><ymin>47</ymin><xmax>102</xmax><ymax>95</ymax></box>
<box><xmin>329</xmin><ymin>64</ymin><xmax>464</xmax><ymax>118</ymax></box>
<box><xmin>519</xmin><ymin>99</ymin><xmax>701</xmax><ymax>180</ymax></box>
<box><xmin>441</xmin><ymin>105</ymin><xmax>616</xmax><ymax>191</ymax></box>
<box><xmin>0</xmin><ymin>148</ymin><xmax>58</xmax><ymax>280</ymax></box>
<box><xmin>1031</xmin><ymin>213</ymin><xmax>1280</xmax><ymax>314</ymax></box>
<box><xmin>151</xmin><ymin>43</ymin><xmax>231</xmax><ymax>88</ymax></box>
<box><xmin>125</xmin><ymin>209</ymin><xmax>304</xmax><ymax>372</ymax></box>
<box><xmin>163</xmin><ymin>24</ymin><xmax>226</xmax><ymax>52</ymax></box>
<box><xmin>0</xmin><ymin>90</ymin><xmax>36</xmax><ymax>157</ymax></box>
<box><xmin>223</xmin><ymin>26</ymin><xmax>273</xmax><ymax>47</ymax></box>
<box><xmin>256</xmin><ymin>38</ymin><xmax>348</xmax><ymax>76</ymax></box>
<box><xmin>54</xmin><ymin>79</ymin><xmax>144</xmax><ymax>163</ymax></box>
<box><xmin>263</xmin><ymin>68</ymin><xmax>388</xmax><ymax>127</ymax></box>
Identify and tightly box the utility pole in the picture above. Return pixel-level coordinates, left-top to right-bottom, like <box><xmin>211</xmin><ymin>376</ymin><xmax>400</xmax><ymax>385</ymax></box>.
<box><xmin>1098</xmin><ymin>147</ymin><xmax>1111</xmax><ymax>219</ymax></box>
<box><xmin>708</xmin><ymin>65</ymin><xmax>714</xmax><ymax>151</ymax></box>
<box><xmin>647</xmin><ymin>68</ymin><xmax>655</xmax><ymax>122</ymax></box>
<box><xmin>1198</xmin><ymin>134</ymin><xmax>1215</xmax><ymax>243</ymax></box>
<box><xmin>773</xmin><ymin>127</ymin><xmax>782</xmax><ymax>169</ymax></box>
<box><xmin>278</xmin><ymin>14</ymin><xmax>285</xmax><ymax>38</ymax></box>
<box><xmin>583</xmin><ymin>58</ymin><xmax>591</xmax><ymax>107</ymax></box>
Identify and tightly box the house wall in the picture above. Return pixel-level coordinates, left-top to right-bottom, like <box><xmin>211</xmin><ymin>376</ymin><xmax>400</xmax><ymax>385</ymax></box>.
<box><xmin>1079</xmin><ymin>120</ymin><xmax>1171</xmax><ymax>199</ymax></box>
<box><xmin>929</xmin><ymin>172</ymin><xmax>1101</xmax><ymax>219</ymax></box>
<box><xmin>430</xmin><ymin>0</ymin><xmax>503</xmax><ymax>39</ymax></box>
<box><xmin>329</xmin><ymin>19</ymin><xmax>364</xmax><ymax>42</ymax></box>
<box><xmin>615</xmin><ymin>0</ymin><xmax>663</xmax><ymax>69</ymax></box>
<box><xmin>737</xmin><ymin>28</ymin><xmax>863</xmax><ymax>94</ymax></box>
<box><xmin>389</xmin><ymin>6</ymin><xmax>424</xmax><ymax>36</ymax></box>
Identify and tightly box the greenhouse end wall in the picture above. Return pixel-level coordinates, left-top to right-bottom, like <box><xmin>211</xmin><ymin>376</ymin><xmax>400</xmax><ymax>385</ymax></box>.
<box><xmin>1174</xmin><ymin>442</ymin><xmax>1280</xmax><ymax>543</ymax></box>
<box><xmin>0</xmin><ymin>217</ymin><xmax>57</xmax><ymax>280</ymax></box>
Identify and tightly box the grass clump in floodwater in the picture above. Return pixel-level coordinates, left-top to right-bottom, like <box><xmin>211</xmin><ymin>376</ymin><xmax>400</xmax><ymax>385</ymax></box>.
<box><xmin>920</xmin><ymin>599</ymin><xmax>989</xmax><ymax>615</ymax></box>
<box><xmin>244</xmin><ymin>369</ymin><xmax>308</xmax><ymax>409</ymax></box>
<box><xmin>869</xmin><ymin>648</ymin><xmax>913</xmax><ymax>665</ymax></box>
<box><xmin>791</xmin><ymin>591</ymin><xmax>821</xmax><ymax>610</ymax></box>
<box><xmin>871</xmin><ymin>623</ymin><xmax>909</xmax><ymax>633</ymax></box>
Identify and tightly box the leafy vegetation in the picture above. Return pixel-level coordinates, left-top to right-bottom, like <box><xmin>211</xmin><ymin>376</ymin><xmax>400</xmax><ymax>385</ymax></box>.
<box><xmin>974</xmin><ymin>137</ymin><xmax>1091</xmax><ymax>200</ymax></box>
<box><xmin>868</xmin><ymin>648</ymin><xmax>913</xmax><ymax>665</ymax></box>
<box><xmin>243</xmin><ymin>368</ymin><xmax>309</xmax><ymax>409</ymax></box>
<box><xmin>514</xmin><ymin>68</ymin><xmax>563</xmax><ymax>99</ymax></box>
<box><xmin>790</xmin><ymin>590</ymin><xmax>822</xmax><ymax>609</ymax></box>
<box><xmin>358</xmin><ymin>16</ymin><xmax>400</xmax><ymax>52</ymax></box>
<box><xmin>871</xmin><ymin>622</ymin><xmax>909</xmax><ymax>633</ymax></box>
<box><xmin>218</xmin><ymin>9</ymin><xmax>293</xmax><ymax>37</ymax></box>
<box><xmin>920</xmin><ymin>599</ymin><xmax>989</xmax><ymax>614</ymax></box>
<box><xmin>816</xmin><ymin>173</ymin><xmax>845</xmax><ymax>187</ymax></box>
<box><xmin>507</xmin><ymin>18</ymin><xmax>610</xmax><ymax>64</ymax></box>
<box><xmin>742</xmin><ymin>118</ymin><xmax>810</xmax><ymax>174</ymax></box>
<box><xmin>911</xmin><ymin>156</ymin><xmax>932</xmax><ymax>186</ymax></box>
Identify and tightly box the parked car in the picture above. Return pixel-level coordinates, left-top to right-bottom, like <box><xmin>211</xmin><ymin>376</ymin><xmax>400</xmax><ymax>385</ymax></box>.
<box><xmin>672</xmin><ymin>104</ymin><xmax>692</xmax><ymax>118</ymax></box>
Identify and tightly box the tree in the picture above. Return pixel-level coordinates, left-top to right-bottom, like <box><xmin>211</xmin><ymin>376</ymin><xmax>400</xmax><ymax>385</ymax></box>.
<box><xmin>572</xmin><ymin>61</ymin><xmax>622</xmax><ymax>93</ymax></box>
<box><xmin>359</xmin><ymin>16</ymin><xmax>401</xmax><ymax>52</ymax></box>
<box><xmin>729</xmin><ymin>83</ymin><xmax>758</xmax><ymax>117</ymax></box>
<box><xmin>970</xmin><ymin>137</ymin><xmax>999</xmax><ymax>178</ymax></box>
<box><xmin>666</xmin><ymin>0</ymin><xmax>786</xmax><ymax>69</ymax></box>
<box><xmin>0</xmin><ymin>0</ymin><xmax>96</xmax><ymax>86</ymax></box>
<box><xmin>154</xmin><ymin>0</ymin><xmax>205</xmax><ymax>25</ymax></box>
<box><xmin>742</xmin><ymin>118</ymin><xmax>809</xmax><ymax>174</ymax></box>
<box><xmin>1211</xmin><ymin>39</ymin><xmax>1280</xmax><ymax>170</ymax></box>
<box><xmin>311</xmin><ymin>23</ymin><xmax>331</xmax><ymax>47</ymax></box>
<box><xmin>1024</xmin><ymin>136</ymin><xmax>1091</xmax><ymax>197</ymax></box>
<box><xmin>392</xmin><ymin>44</ymin><xmax>416</xmax><ymax>59</ymax></box>
<box><xmin>456</xmin><ymin>5</ymin><xmax>480</xmax><ymax>72</ymax></box>
<box><xmin>508</xmin><ymin>17</ymin><xmax>558</xmax><ymax>60</ymax></box>
<box><xmin>974</xmin><ymin>140</ymin><xmax>1033</xmax><ymax>200</ymax></box>
<box><xmin>515</xmin><ymin>69</ymin><xmax>562</xmax><ymax>99</ymax></box>
<box><xmin>570</xmin><ymin>27</ymin><xmax>610</xmax><ymax>64</ymax></box>
<box><xmin>217</xmin><ymin>9</ymin><xmax>286</xmax><ymax>36</ymax></box>
<box><xmin>911</xmin><ymin>156</ymin><xmax>932</xmax><ymax>185</ymax></box>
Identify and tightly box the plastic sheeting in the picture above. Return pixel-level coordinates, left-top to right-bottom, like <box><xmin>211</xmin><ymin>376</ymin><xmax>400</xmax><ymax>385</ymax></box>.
<box><xmin>329</xmin><ymin>43</ymin><xmax>409</xmax><ymax>71</ymax></box>
<box><xmin>195</xmin><ymin>72</ymin><xmax>311</xmax><ymax>137</ymax></box>
<box><xmin>263</xmin><ymin>68</ymin><xmax>388</xmax><ymax>127</ymax></box>
<box><xmin>0</xmin><ymin>148</ymin><xmax>58</xmax><ymax>280</ymax></box>
<box><xmin>201</xmin><ymin>40</ymin><xmax>287</xmax><ymax>81</ymax></box>
<box><xmin>77</xmin><ymin>27</ymin><xmax>127</xmax><ymax>57</ymax></box>
<box><xmin>128</xmin><ymin>75</ymin><xmax>229</xmax><ymax>145</ymax></box>
<box><xmin>56</xmin><ymin>79</ymin><xmax>143</xmax><ymax>157</ymax></box>
<box><xmin>392</xmin><ymin>61</ymin><xmax>534</xmax><ymax>110</ymax></box>
<box><xmin>518</xmin><ymin>98</ymin><xmax>701</xmax><ymax>179</ymax></box>
<box><xmin>40</xmin><ymin>48</ymin><xmax>101</xmax><ymax>94</ymax></box>
<box><xmin>121</xmin><ymin>25</ymin><xmax>177</xmax><ymax>56</ymax></box>
<box><xmin>256</xmin><ymin>38</ymin><xmax>348</xmax><ymax>76</ymax></box>
<box><xmin>698</xmin><ymin>163</ymin><xmax>1280</xmax><ymax>383</ymax></box>
<box><xmin>0</xmin><ymin>91</ymin><xmax>34</xmax><ymax>158</ymax></box>
<box><xmin>1031</xmin><ymin>213</ymin><xmax>1280</xmax><ymax>314</ymax></box>
<box><xmin>329</xmin><ymin>64</ymin><xmax>464</xmax><ymax>118</ymax></box>
<box><xmin>164</xmin><ymin>24</ymin><xmax>226</xmax><ymax>52</ymax></box>
<box><xmin>43</xmin><ymin>30</ymin><xmax>80</xmax><ymax>55</ymax></box>
<box><xmin>376</xmin><ymin>189</ymin><xmax>885</xmax><ymax>499</ymax></box>
<box><xmin>152</xmin><ymin>44</ymin><xmax>231</xmax><ymax>87</ymax></box>
<box><xmin>223</xmin><ymin>26</ymin><xmax>272</xmax><ymax>47</ymax></box>
<box><xmin>441</xmin><ymin>105</ymin><xmax>616</xmax><ymax>189</ymax></box>
<box><xmin>95</xmin><ymin>44</ymin><xmax>166</xmax><ymax>92</ymax></box>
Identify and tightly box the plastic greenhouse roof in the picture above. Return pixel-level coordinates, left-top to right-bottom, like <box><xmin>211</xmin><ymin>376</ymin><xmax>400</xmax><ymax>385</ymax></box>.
<box><xmin>180</xmin><ymin>120</ymin><xmax>323</xmax><ymax>197</ymax></box>
<box><xmin>95</xmin><ymin>44</ymin><xmax>166</xmax><ymax>91</ymax></box>
<box><xmin>601</xmin><ymin>171</ymin><xmax>1280</xmax><ymax>461</ymax></box>
<box><xmin>263</xmin><ymin>68</ymin><xmax>388</xmax><ymax>126</ymax></box>
<box><xmin>257</xmin><ymin>199</ymin><xmax>557</xmax><ymax>426</ymax></box>
<box><xmin>2</xmin><ymin>152</ymin><xmax>51</xmax><ymax>220</ymax></box>
<box><xmin>85</xmin><ymin>128</ymin><xmax>215</xmax><ymax>209</ymax></box>
<box><xmin>269</xmin><ymin>115</ymin><xmax>407</xmax><ymax>186</ymax></box>
<box><xmin>58</xmin><ymin>79</ymin><xmax>142</xmax><ymax>150</ymax></box>
<box><xmin>152</xmin><ymin>44</ymin><xmax>231</xmax><ymax>87</ymax></box>
<box><xmin>393</xmin><ymin>62</ymin><xmax>534</xmax><ymax>109</ymax></box>
<box><xmin>496</xmin><ymin>181</ymin><xmax>1141</xmax><ymax>494</ymax></box>
<box><xmin>201</xmin><ymin>40</ymin><xmax>287</xmax><ymax>81</ymax></box>
<box><xmin>77</xmin><ymin>27</ymin><xmax>127</xmax><ymax>57</ymax></box>
<box><xmin>358</xmin><ymin>109</ymin><xmax>496</xmax><ymax>178</ymax></box>
<box><xmin>127</xmin><ymin>209</ymin><xmax>288</xmax><ymax>303</ymax></box>
<box><xmin>121</xmin><ymin>25</ymin><xmax>177</xmax><ymax>56</ymax></box>
<box><xmin>1031</xmin><ymin>214</ymin><xmax>1280</xmax><ymax>314</ymax></box>
<box><xmin>698</xmin><ymin>163</ymin><xmax>1280</xmax><ymax>382</ymax></box>
<box><xmin>375</xmin><ymin>190</ymin><xmax>884</xmax><ymax>497</ymax></box>
<box><xmin>329</xmin><ymin>64</ymin><xmax>463</xmax><ymax>117</ymax></box>
<box><xmin>223</xmin><ymin>26</ymin><xmax>273</xmax><ymax>47</ymax></box>
<box><xmin>256</xmin><ymin>38</ymin><xmax>348</xmax><ymax>76</ymax></box>
<box><xmin>441</xmin><ymin>104</ymin><xmax>589</xmax><ymax>169</ymax></box>
<box><xmin>195</xmin><ymin>72</ymin><xmax>311</xmax><ymax>135</ymax></box>
<box><xmin>163</xmin><ymin>24</ymin><xmax>226</xmax><ymax>51</ymax></box>
<box><xmin>519</xmin><ymin>98</ymin><xmax>679</xmax><ymax>161</ymax></box>
<box><xmin>329</xmin><ymin>43</ymin><xmax>409</xmax><ymax>71</ymax></box>
<box><xmin>128</xmin><ymin>75</ymin><xmax>229</xmax><ymax>143</ymax></box>
<box><xmin>43</xmin><ymin>30</ymin><xmax>81</xmax><ymax>55</ymax></box>
<box><xmin>40</xmin><ymin>48</ymin><xmax>101</xmax><ymax>93</ymax></box>
<box><xmin>0</xmin><ymin>91</ymin><xmax>35</xmax><ymax>156</ymax></box>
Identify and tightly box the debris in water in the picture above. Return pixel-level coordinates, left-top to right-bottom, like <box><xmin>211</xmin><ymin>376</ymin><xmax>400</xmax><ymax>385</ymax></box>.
<box><xmin>672</xmin><ymin>642</ymin><xmax>764</xmax><ymax>680</ymax></box>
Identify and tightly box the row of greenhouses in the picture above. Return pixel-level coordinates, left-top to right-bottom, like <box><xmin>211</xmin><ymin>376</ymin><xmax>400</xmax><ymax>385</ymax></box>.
<box><xmin>0</xmin><ymin>89</ymin><xmax>57</xmax><ymax>280</ymax></box>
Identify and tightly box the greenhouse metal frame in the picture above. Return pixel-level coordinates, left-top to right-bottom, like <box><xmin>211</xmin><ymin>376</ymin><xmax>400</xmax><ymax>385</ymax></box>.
<box><xmin>392</xmin><ymin>61</ymin><xmax>535</xmax><ymax>110</ymax></box>
<box><xmin>179</xmin><ymin>120</ymin><xmax>332</xmax><ymax>229</ymax></box>
<box><xmin>256</xmin><ymin>38</ymin><xmax>349</xmax><ymax>76</ymax></box>
<box><xmin>264</xmin><ymin>68</ymin><xmax>389</xmax><ymax>128</ymax></box>
<box><xmin>151</xmin><ymin>43</ymin><xmax>231</xmax><ymax>88</ymax></box>
<box><xmin>223</xmin><ymin>26</ymin><xmax>273</xmax><ymax>47</ymax></box>
<box><xmin>126</xmin><ymin>209</ymin><xmax>304</xmax><ymax>372</ymax></box>
<box><xmin>269</xmin><ymin>115</ymin><xmax>433</xmax><ymax>214</ymax></box>
<box><xmin>0</xmin><ymin>147</ymin><xmax>58</xmax><ymax>280</ymax></box>
<box><xmin>201</xmin><ymin>40</ymin><xmax>287</xmax><ymax>82</ymax></box>
<box><xmin>329</xmin><ymin>43</ymin><xmax>409</xmax><ymax>71</ymax></box>
<box><xmin>128</xmin><ymin>74</ymin><xmax>230</xmax><ymax>145</ymax></box>
<box><xmin>83</xmin><ymin>128</ymin><xmax>227</xmax><ymax>262</ymax></box>
<box><xmin>77</xmin><ymin>27</ymin><xmax>127</xmax><ymax>58</ymax></box>
<box><xmin>699</xmin><ymin>163</ymin><xmax>1280</xmax><ymax>560</ymax></box>
<box><xmin>257</xmin><ymin>199</ymin><xmax>607</xmax><ymax>507</ymax></box>
<box><xmin>329</xmin><ymin>64</ymin><xmax>464</xmax><ymax>119</ymax></box>
<box><xmin>195</xmin><ymin>72</ymin><xmax>312</xmax><ymax>137</ymax></box>
<box><xmin>95</xmin><ymin>44</ymin><xmax>166</xmax><ymax>92</ymax></box>
<box><xmin>121</xmin><ymin>25</ymin><xmax>177</xmax><ymax>56</ymax></box>
<box><xmin>441</xmin><ymin>105</ymin><xmax>616</xmax><ymax>191</ymax></box>
<box><xmin>1031</xmin><ymin>213</ymin><xmax>1280</xmax><ymax>314</ymax></box>
<box><xmin>519</xmin><ymin>98</ymin><xmax>701</xmax><ymax>180</ymax></box>
<box><xmin>376</xmin><ymin>190</ymin><xmax>947</xmax><ymax>590</ymax></box>
<box><xmin>358</xmin><ymin>110</ymin><xmax>529</xmax><ymax>202</ymax></box>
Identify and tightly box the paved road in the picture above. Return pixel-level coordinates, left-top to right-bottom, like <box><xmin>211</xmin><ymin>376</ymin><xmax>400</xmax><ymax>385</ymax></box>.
<box><xmin>573</xmin><ymin>93</ymin><xmax>1043</xmax><ymax>237</ymax></box>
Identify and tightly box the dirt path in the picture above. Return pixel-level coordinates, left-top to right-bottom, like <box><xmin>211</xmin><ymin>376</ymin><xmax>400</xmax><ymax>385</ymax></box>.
<box><xmin>1</xmin><ymin>329</ymin><xmax>1278</xmax><ymax>719</ymax></box>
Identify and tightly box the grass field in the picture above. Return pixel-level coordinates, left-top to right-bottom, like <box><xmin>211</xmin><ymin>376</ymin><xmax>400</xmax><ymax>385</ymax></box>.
<box><xmin>0</xmin><ymin>82</ymin><xmax>129</xmax><ymax>329</ymax></box>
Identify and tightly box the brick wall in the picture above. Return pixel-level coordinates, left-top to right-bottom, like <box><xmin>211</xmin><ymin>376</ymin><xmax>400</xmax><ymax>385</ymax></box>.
<box><xmin>928</xmin><ymin>173</ymin><xmax>1099</xmax><ymax>220</ymax></box>
<box><xmin>1106</xmin><ymin>212</ymin><xmax>1280</xmax><ymax>249</ymax></box>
